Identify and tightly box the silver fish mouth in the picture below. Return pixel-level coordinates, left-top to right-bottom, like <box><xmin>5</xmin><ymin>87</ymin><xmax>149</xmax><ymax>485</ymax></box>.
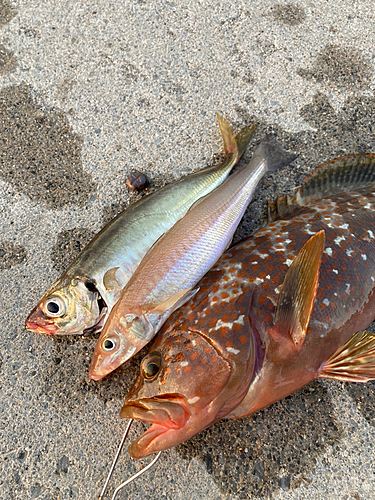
<box><xmin>25</xmin><ymin>316</ymin><xmax>58</xmax><ymax>335</ymax></box>
<box><xmin>120</xmin><ymin>395</ymin><xmax>189</xmax><ymax>459</ymax></box>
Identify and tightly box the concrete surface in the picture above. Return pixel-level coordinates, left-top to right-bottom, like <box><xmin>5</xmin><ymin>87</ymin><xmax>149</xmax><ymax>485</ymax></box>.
<box><xmin>1</xmin><ymin>0</ymin><xmax>375</xmax><ymax>499</ymax></box>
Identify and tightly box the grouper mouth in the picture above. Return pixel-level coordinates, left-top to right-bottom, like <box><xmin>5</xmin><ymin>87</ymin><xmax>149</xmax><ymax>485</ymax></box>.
<box><xmin>120</xmin><ymin>395</ymin><xmax>190</xmax><ymax>459</ymax></box>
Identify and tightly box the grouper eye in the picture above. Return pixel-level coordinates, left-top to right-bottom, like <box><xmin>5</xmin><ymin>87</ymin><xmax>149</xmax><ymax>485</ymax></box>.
<box><xmin>141</xmin><ymin>352</ymin><xmax>162</xmax><ymax>380</ymax></box>
<box><xmin>44</xmin><ymin>296</ymin><xmax>66</xmax><ymax>318</ymax></box>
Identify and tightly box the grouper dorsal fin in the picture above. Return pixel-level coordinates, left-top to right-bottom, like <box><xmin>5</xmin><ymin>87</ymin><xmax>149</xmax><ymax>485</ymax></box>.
<box><xmin>269</xmin><ymin>230</ymin><xmax>325</xmax><ymax>356</ymax></box>
<box><xmin>267</xmin><ymin>153</ymin><xmax>375</xmax><ymax>224</ymax></box>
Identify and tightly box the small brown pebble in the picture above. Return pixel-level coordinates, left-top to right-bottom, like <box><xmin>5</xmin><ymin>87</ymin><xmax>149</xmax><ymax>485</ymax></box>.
<box><xmin>126</xmin><ymin>170</ymin><xmax>148</xmax><ymax>191</ymax></box>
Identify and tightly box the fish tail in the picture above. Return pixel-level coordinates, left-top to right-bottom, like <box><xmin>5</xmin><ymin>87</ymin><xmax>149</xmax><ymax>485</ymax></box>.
<box><xmin>236</xmin><ymin>123</ymin><xmax>258</xmax><ymax>161</ymax></box>
<box><xmin>216</xmin><ymin>113</ymin><xmax>239</xmax><ymax>159</ymax></box>
<box><xmin>256</xmin><ymin>135</ymin><xmax>297</xmax><ymax>173</ymax></box>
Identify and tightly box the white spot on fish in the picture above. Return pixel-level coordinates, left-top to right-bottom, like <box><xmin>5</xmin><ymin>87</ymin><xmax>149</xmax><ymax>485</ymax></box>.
<box><xmin>180</xmin><ymin>361</ymin><xmax>189</xmax><ymax>367</ymax></box>
<box><xmin>226</xmin><ymin>347</ymin><xmax>240</xmax><ymax>355</ymax></box>
<box><xmin>235</xmin><ymin>315</ymin><xmax>245</xmax><ymax>325</ymax></box>
<box><xmin>332</xmin><ymin>269</ymin><xmax>338</xmax><ymax>274</ymax></box>
<box><xmin>266</xmin><ymin>275</ymin><xmax>271</xmax><ymax>280</ymax></box>
<box><xmin>325</xmin><ymin>248</ymin><xmax>332</xmax><ymax>256</ymax></box>
<box><xmin>285</xmin><ymin>259</ymin><xmax>293</xmax><ymax>267</ymax></box>
<box><xmin>253</xmin><ymin>277</ymin><xmax>265</xmax><ymax>285</ymax></box>
<box><xmin>251</xmin><ymin>261</ymin><xmax>258</xmax><ymax>265</ymax></box>
<box><xmin>305</xmin><ymin>224</ymin><xmax>316</xmax><ymax>235</ymax></box>
<box><xmin>362</xmin><ymin>254</ymin><xmax>367</xmax><ymax>260</ymax></box>
<box><xmin>371</xmin><ymin>277</ymin><xmax>375</xmax><ymax>282</ymax></box>
<box><xmin>364</xmin><ymin>202</ymin><xmax>373</xmax><ymax>210</ymax></box>
<box><xmin>215</xmin><ymin>319</ymin><xmax>233</xmax><ymax>330</ymax></box>
<box><xmin>368</xmin><ymin>230</ymin><xmax>375</xmax><ymax>239</ymax></box>
<box><xmin>346</xmin><ymin>249</ymin><xmax>354</xmax><ymax>257</ymax></box>
<box><xmin>345</xmin><ymin>283</ymin><xmax>350</xmax><ymax>295</ymax></box>
<box><xmin>311</xmin><ymin>320</ymin><xmax>329</xmax><ymax>330</ymax></box>
<box><xmin>334</xmin><ymin>235</ymin><xmax>346</xmax><ymax>246</ymax></box>
<box><xmin>339</xmin><ymin>223</ymin><xmax>349</xmax><ymax>230</ymax></box>
<box><xmin>323</xmin><ymin>298</ymin><xmax>330</xmax><ymax>307</ymax></box>
<box><xmin>188</xmin><ymin>396</ymin><xmax>200</xmax><ymax>404</ymax></box>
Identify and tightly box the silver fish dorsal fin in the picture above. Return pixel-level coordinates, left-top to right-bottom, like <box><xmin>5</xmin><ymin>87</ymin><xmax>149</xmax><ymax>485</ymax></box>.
<box><xmin>267</xmin><ymin>153</ymin><xmax>375</xmax><ymax>224</ymax></box>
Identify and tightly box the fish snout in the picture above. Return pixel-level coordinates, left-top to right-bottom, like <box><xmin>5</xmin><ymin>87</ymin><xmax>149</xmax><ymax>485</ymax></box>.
<box><xmin>25</xmin><ymin>307</ymin><xmax>58</xmax><ymax>335</ymax></box>
<box><xmin>120</xmin><ymin>396</ymin><xmax>190</xmax><ymax>459</ymax></box>
<box><xmin>120</xmin><ymin>395</ymin><xmax>189</xmax><ymax>429</ymax></box>
<box><xmin>88</xmin><ymin>330</ymin><xmax>137</xmax><ymax>380</ymax></box>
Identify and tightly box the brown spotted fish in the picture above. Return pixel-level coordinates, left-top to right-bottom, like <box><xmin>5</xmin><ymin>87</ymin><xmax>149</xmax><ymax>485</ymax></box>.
<box><xmin>120</xmin><ymin>154</ymin><xmax>375</xmax><ymax>459</ymax></box>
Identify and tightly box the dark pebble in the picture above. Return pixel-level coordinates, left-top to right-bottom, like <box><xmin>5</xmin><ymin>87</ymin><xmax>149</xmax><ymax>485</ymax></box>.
<box><xmin>126</xmin><ymin>170</ymin><xmax>148</xmax><ymax>191</ymax></box>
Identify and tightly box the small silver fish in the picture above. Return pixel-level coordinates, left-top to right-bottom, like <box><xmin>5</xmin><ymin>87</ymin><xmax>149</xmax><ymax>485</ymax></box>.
<box><xmin>25</xmin><ymin>115</ymin><xmax>256</xmax><ymax>336</ymax></box>
<box><xmin>89</xmin><ymin>136</ymin><xmax>296</xmax><ymax>380</ymax></box>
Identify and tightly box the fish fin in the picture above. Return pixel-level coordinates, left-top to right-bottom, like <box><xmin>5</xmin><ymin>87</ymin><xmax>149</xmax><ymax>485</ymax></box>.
<box><xmin>267</xmin><ymin>154</ymin><xmax>375</xmax><ymax>224</ymax></box>
<box><xmin>216</xmin><ymin>113</ymin><xmax>238</xmax><ymax>158</ymax></box>
<box><xmin>149</xmin><ymin>287</ymin><xmax>198</xmax><ymax>316</ymax></box>
<box><xmin>235</xmin><ymin>123</ymin><xmax>258</xmax><ymax>160</ymax></box>
<box><xmin>254</xmin><ymin>135</ymin><xmax>297</xmax><ymax>173</ymax></box>
<box><xmin>103</xmin><ymin>267</ymin><xmax>121</xmax><ymax>290</ymax></box>
<box><xmin>270</xmin><ymin>230</ymin><xmax>325</xmax><ymax>354</ymax></box>
<box><xmin>318</xmin><ymin>330</ymin><xmax>375</xmax><ymax>383</ymax></box>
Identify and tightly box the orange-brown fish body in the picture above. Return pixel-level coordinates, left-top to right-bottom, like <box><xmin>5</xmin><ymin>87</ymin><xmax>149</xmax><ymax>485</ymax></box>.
<box><xmin>121</xmin><ymin>154</ymin><xmax>375</xmax><ymax>459</ymax></box>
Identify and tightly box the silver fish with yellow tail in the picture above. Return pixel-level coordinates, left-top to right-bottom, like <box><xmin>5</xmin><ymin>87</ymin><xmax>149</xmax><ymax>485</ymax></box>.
<box><xmin>89</xmin><ymin>136</ymin><xmax>296</xmax><ymax>380</ymax></box>
<box><xmin>120</xmin><ymin>154</ymin><xmax>375</xmax><ymax>459</ymax></box>
<box><xmin>25</xmin><ymin>115</ymin><xmax>256</xmax><ymax>336</ymax></box>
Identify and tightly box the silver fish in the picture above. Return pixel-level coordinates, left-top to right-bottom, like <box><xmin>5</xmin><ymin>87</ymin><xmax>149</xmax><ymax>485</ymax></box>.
<box><xmin>89</xmin><ymin>136</ymin><xmax>296</xmax><ymax>380</ymax></box>
<box><xmin>25</xmin><ymin>115</ymin><xmax>256</xmax><ymax>336</ymax></box>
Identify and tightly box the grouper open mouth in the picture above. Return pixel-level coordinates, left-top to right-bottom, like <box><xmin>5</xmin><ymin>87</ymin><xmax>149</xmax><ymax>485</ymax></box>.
<box><xmin>120</xmin><ymin>395</ymin><xmax>190</xmax><ymax>459</ymax></box>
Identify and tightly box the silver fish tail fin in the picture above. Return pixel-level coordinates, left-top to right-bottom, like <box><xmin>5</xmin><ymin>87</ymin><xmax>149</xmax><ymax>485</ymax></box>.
<box><xmin>216</xmin><ymin>113</ymin><xmax>238</xmax><ymax>158</ymax></box>
<box><xmin>236</xmin><ymin>123</ymin><xmax>258</xmax><ymax>160</ymax></box>
<box><xmin>252</xmin><ymin>135</ymin><xmax>297</xmax><ymax>173</ymax></box>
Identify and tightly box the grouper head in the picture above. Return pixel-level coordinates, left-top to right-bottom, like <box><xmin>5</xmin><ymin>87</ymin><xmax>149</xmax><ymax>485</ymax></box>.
<box><xmin>120</xmin><ymin>326</ymin><xmax>236</xmax><ymax>459</ymax></box>
<box><xmin>25</xmin><ymin>277</ymin><xmax>104</xmax><ymax>335</ymax></box>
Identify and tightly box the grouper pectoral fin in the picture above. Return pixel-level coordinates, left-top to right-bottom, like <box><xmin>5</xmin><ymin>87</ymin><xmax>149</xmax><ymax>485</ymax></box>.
<box><xmin>269</xmin><ymin>230</ymin><xmax>325</xmax><ymax>355</ymax></box>
<box><xmin>318</xmin><ymin>330</ymin><xmax>375</xmax><ymax>383</ymax></box>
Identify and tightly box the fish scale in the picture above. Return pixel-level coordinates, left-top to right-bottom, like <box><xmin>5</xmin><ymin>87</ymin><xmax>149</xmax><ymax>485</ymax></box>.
<box><xmin>120</xmin><ymin>154</ymin><xmax>375</xmax><ymax>459</ymax></box>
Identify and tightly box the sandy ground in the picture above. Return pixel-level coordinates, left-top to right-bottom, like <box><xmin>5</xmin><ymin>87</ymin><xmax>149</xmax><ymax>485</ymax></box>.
<box><xmin>1</xmin><ymin>0</ymin><xmax>375</xmax><ymax>499</ymax></box>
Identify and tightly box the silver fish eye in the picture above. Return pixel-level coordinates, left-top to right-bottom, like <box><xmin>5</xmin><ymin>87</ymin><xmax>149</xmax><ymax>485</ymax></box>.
<box><xmin>45</xmin><ymin>296</ymin><xmax>66</xmax><ymax>318</ymax></box>
<box><xmin>103</xmin><ymin>338</ymin><xmax>117</xmax><ymax>351</ymax></box>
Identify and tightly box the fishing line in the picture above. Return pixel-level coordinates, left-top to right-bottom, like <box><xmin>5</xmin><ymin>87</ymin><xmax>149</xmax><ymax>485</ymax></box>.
<box><xmin>98</xmin><ymin>419</ymin><xmax>162</xmax><ymax>500</ymax></box>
